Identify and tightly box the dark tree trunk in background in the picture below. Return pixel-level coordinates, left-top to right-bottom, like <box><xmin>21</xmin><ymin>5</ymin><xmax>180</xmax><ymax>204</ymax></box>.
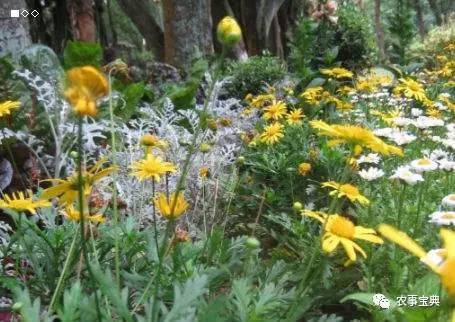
<box><xmin>52</xmin><ymin>0</ymin><xmax>72</xmax><ymax>53</ymax></box>
<box><xmin>374</xmin><ymin>0</ymin><xmax>385</xmax><ymax>62</ymax></box>
<box><xmin>0</xmin><ymin>0</ymin><xmax>31</xmax><ymax>57</ymax></box>
<box><xmin>94</xmin><ymin>0</ymin><xmax>108</xmax><ymax>47</ymax></box>
<box><xmin>427</xmin><ymin>0</ymin><xmax>442</xmax><ymax>25</ymax></box>
<box><xmin>116</xmin><ymin>0</ymin><xmax>164</xmax><ymax>60</ymax></box>
<box><xmin>240</xmin><ymin>0</ymin><xmax>261</xmax><ymax>55</ymax></box>
<box><xmin>413</xmin><ymin>0</ymin><xmax>425</xmax><ymax>39</ymax></box>
<box><xmin>163</xmin><ymin>0</ymin><xmax>213</xmax><ymax>70</ymax></box>
<box><xmin>68</xmin><ymin>0</ymin><xmax>96</xmax><ymax>42</ymax></box>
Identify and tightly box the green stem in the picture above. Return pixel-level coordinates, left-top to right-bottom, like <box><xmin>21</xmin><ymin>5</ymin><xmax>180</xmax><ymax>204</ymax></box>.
<box><xmin>77</xmin><ymin>117</ymin><xmax>102</xmax><ymax>322</ymax></box>
<box><xmin>48</xmin><ymin>226</ymin><xmax>79</xmax><ymax>311</ymax></box>
<box><xmin>396</xmin><ymin>184</ymin><xmax>407</xmax><ymax>229</ymax></box>
<box><xmin>108</xmin><ymin>71</ymin><xmax>121</xmax><ymax>287</ymax></box>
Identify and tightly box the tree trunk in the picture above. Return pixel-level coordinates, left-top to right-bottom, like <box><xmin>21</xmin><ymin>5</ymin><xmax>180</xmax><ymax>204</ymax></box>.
<box><xmin>68</xmin><ymin>0</ymin><xmax>96</xmax><ymax>42</ymax></box>
<box><xmin>116</xmin><ymin>0</ymin><xmax>164</xmax><ymax>60</ymax></box>
<box><xmin>427</xmin><ymin>0</ymin><xmax>442</xmax><ymax>25</ymax></box>
<box><xmin>413</xmin><ymin>0</ymin><xmax>425</xmax><ymax>40</ymax></box>
<box><xmin>374</xmin><ymin>0</ymin><xmax>385</xmax><ymax>62</ymax></box>
<box><xmin>163</xmin><ymin>0</ymin><xmax>213</xmax><ymax>70</ymax></box>
<box><xmin>0</xmin><ymin>0</ymin><xmax>31</xmax><ymax>57</ymax></box>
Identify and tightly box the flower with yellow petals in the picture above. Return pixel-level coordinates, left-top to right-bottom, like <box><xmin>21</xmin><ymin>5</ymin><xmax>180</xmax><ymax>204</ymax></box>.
<box><xmin>0</xmin><ymin>100</ymin><xmax>20</xmax><ymax>118</ymax></box>
<box><xmin>42</xmin><ymin>158</ymin><xmax>115</xmax><ymax>205</ymax></box>
<box><xmin>154</xmin><ymin>192</ymin><xmax>188</xmax><ymax>220</ymax></box>
<box><xmin>140</xmin><ymin>134</ymin><xmax>168</xmax><ymax>149</ymax></box>
<box><xmin>322</xmin><ymin>181</ymin><xmax>370</xmax><ymax>205</ymax></box>
<box><xmin>64</xmin><ymin>66</ymin><xmax>109</xmax><ymax>116</ymax></box>
<box><xmin>0</xmin><ymin>190</ymin><xmax>51</xmax><ymax>214</ymax></box>
<box><xmin>216</xmin><ymin>16</ymin><xmax>242</xmax><ymax>47</ymax></box>
<box><xmin>310</xmin><ymin>120</ymin><xmax>403</xmax><ymax>156</ymax></box>
<box><xmin>320</xmin><ymin>67</ymin><xmax>353</xmax><ymax>79</ymax></box>
<box><xmin>263</xmin><ymin>100</ymin><xmax>287</xmax><ymax>121</ymax></box>
<box><xmin>379</xmin><ymin>225</ymin><xmax>455</xmax><ymax>320</ymax></box>
<box><xmin>199</xmin><ymin>166</ymin><xmax>210</xmax><ymax>179</ymax></box>
<box><xmin>300</xmin><ymin>87</ymin><xmax>324</xmax><ymax>105</ymax></box>
<box><xmin>286</xmin><ymin>108</ymin><xmax>304</xmax><ymax>125</ymax></box>
<box><xmin>260</xmin><ymin>122</ymin><xmax>284</xmax><ymax>145</ymax></box>
<box><xmin>394</xmin><ymin>78</ymin><xmax>427</xmax><ymax>102</ymax></box>
<box><xmin>64</xmin><ymin>205</ymin><xmax>104</xmax><ymax>223</ymax></box>
<box><xmin>298</xmin><ymin>162</ymin><xmax>312</xmax><ymax>176</ymax></box>
<box><xmin>130</xmin><ymin>154</ymin><xmax>176</xmax><ymax>181</ymax></box>
<box><xmin>247</xmin><ymin>93</ymin><xmax>275</xmax><ymax>109</ymax></box>
<box><xmin>303</xmin><ymin>210</ymin><xmax>383</xmax><ymax>262</ymax></box>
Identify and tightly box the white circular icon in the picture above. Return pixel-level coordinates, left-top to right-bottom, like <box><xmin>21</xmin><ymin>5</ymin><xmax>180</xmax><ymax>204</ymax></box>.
<box><xmin>379</xmin><ymin>298</ymin><xmax>391</xmax><ymax>309</ymax></box>
<box><xmin>373</xmin><ymin>293</ymin><xmax>386</xmax><ymax>306</ymax></box>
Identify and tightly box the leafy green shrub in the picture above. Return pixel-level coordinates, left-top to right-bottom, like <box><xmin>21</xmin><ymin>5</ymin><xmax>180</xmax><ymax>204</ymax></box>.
<box><xmin>409</xmin><ymin>15</ymin><xmax>455</xmax><ymax>62</ymax></box>
<box><xmin>288</xmin><ymin>4</ymin><xmax>375</xmax><ymax>79</ymax></box>
<box><xmin>335</xmin><ymin>4</ymin><xmax>376</xmax><ymax>67</ymax></box>
<box><xmin>223</xmin><ymin>55</ymin><xmax>286</xmax><ymax>99</ymax></box>
<box><xmin>386</xmin><ymin>0</ymin><xmax>415</xmax><ymax>64</ymax></box>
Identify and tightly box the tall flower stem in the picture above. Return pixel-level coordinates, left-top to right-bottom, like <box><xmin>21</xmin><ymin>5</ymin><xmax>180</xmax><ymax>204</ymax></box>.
<box><xmin>108</xmin><ymin>71</ymin><xmax>121</xmax><ymax>287</ymax></box>
<box><xmin>77</xmin><ymin>117</ymin><xmax>102</xmax><ymax>322</ymax></box>
<box><xmin>48</xmin><ymin>226</ymin><xmax>79</xmax><ymax>311</ymax></box>
<box><xmin>396</xmin><ymin>184</ymin><xmax>407</xmax><ymax>229</ymax></box>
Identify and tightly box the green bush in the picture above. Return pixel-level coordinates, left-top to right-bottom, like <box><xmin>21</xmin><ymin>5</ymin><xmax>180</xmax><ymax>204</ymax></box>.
<box><xmin>223</xmin><ymin>55</ymin><xmax>286</xmax><ymax>99</ymax></box>
<box><xmin>335</xmin><ymin>4</ymin><xmax>376</xmax><ymax>67</ymax></box>
<box><xmin>288</xmin><ymin>4</ymin><xmax>375</xmax><ymax>78</ymax></box>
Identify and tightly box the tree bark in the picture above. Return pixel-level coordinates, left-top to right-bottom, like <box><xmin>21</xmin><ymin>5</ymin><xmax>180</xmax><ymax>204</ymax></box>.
<box><xmin>374</xmin><ymin>0</ymin><xmax>385</xmax><ymax>62</ymax></box>
<box><xmin>427</xmin><ymin>0</ymin><xmax>442</xmax><ymax>25</ymax></box>
<box><xmin>163</xmin><ymin>0</ymin><xmax>213</xmax><ymax>70</ymax></box>
<box><xmin>0</xmin><ymin>0</ymin><xmax>31</xmax><ymax>57</ymax></box>
<box><xmin>116</xmin><ymin>0</ymin><xmax>164</xmax><ymax>60</ymax></box>
<box><xmin>413</xmin><ymin>0</ymin><xmax>425</xmax><ymax>40</ymax></box>
<box><xmin>68</xmin><ymin>0</ymin><xmax>96</xmax><ymax>42</ymax></box>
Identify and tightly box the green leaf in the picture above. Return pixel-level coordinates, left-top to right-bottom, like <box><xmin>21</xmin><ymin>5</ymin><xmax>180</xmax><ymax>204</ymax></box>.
<box><xmin>63</xmin><ymin>41</ymin><xmax>103</xmax><ymax>69</ymax></box>
<box><xmin>118</xmin><ymin>82</ymin><xmax>145</xmax><ymax>120</ymax></box>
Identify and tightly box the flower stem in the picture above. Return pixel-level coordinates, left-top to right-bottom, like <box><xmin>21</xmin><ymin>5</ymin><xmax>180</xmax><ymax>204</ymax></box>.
<box><xmin>48</xmin><ymin>226</ymin><xmax>79</xmax><ymax>311</ymax></box>
<box><xmin>77</xmin><ymin>117</ymin><xmax>102</xmax><ymax>322</ymax></box>
<box><xmin>108</xmin><ymin>71</ymin><xmax>121</xmax><ymax>288</ymax></box>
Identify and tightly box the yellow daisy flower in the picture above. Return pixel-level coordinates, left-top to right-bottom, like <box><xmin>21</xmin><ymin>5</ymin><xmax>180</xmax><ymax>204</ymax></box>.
<box><xmin>394</xmin><ymin>78</ymin><xmax>427</xmax><ymax>102</ymax></box>
<box><xmin>0</xmin><ymin>100</ymin><xmax>20</xmax><ymax>118</ymax></box>
<box><xmin>379</xmin><ymin>225</ymin><xmax>455</xmax><ymax>321</ymax></box>
<box><xmin>300</xmin><ymin>87</ymin><xmax>324</xmax><ymax>105</ymax></box>
<box><xmin>64</xmin><ymin>204</ymin><xmax>104</xmax><ymax>223</ymax></box>
<box><xmin>322</xmin><ymin>181</ymin><xmax>370</xmax><ymax>205</ymax></box>
<box><xmin>320</xmin><ymin>67</ymin><xmax>353</xmax><ymax>79</ymax></box>
<box><xmin>41</xmin><ymin>158</ymin><xmax>115</xmax><ymax>205</ymax></box>
<box><xmin>303</xmin><ymin>210</ymin><xmax>383</xmax><ymax>262</ymax></box>
<box><xmin>64</xmin><ymin>66</ymin><xmax>109</xmax><ymax>116</ymax></box>
<box><xmin>154</xmin><ymin>192</ymin><xmax>188</xmax><ymax>220</ymax></box>
<box><xmin>0</xmin><ymin>190</ymin><xmax>51</xmax><ymax>214</ymax></box>
<box><xmin>310</xmin><ymin>120</ymin><xmax>403</xmax><ymax>156</ymax></box>
<box><xmin>259</xmin><ymin>122</ymin><xmax>284</xmax><ymax>145</ymax></box>
<box><xmin>263</xmin><ymin>100</ymin><xmax>287</xmax><ymax>121</ymax></box>
<box><xmin>286</xmin><ymin>108</ymin><xmax>304</xmax><ymax>125</ymax></box>
<box><xmin>130</xmin><ymin>154</ymin><xmax>176</xmax><ymax>181</ymax></box>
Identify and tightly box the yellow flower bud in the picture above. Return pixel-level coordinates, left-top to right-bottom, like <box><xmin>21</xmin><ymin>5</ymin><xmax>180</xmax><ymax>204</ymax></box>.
<box><xmin>217</xmin><ymin>16</ymin><xmax>242</xmax><ymax>48</ymax></box>
<box><xmin>298</xmin><ymin>162</ymin><xmax>312</xmax><ymax>176</ymax></box>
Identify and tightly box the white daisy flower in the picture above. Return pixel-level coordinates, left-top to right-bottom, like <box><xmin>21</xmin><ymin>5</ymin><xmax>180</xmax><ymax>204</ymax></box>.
<box><xmin>389</xmin><ymin>166</ymin><xmax>424</xmax><ymax>185</ymax></box>
<box><xmin>420</xmin><ymin>249</ymin><xmax>446</xmax><ymax>268</ymax></box>
<box><xmin>390</xmin><ymin>132</ymin><xmax>417</xmax><ymax>145</ymax></box>
<box><xmin>358</xmin><ymin>167</ymin><xmax>385</xmax><ymax>181</ymax></box>
<box><xmin>393</xmin><ymin>117</ymin><xmax>413</xmax><ymax>127</ymax></box>
<box><xmin>357</xmin><ymin>153</ymin><xmax>381</xmax><ymax>165</ymax></box>
<box><xmin>412</xmin><ymin>116</ymin><xmax>445</xmax><ymax>129</ymax></box>
<box><xmin>438</xmin><ymin>159</ymin><xmax>455</xmax><ymax>171</ymax></box>
<box><xmin>410</xmin><ymin>158</ymin><xmax>439</xmax><ymax>172</ymax></box>
<box><xmin>411</xmin><ymin>108</ymin><xmax>423</xmax><ymax>117</ymax></box>
<box><xmin>429</xmin><ymin>211</ymin><xmax>455</xmax><ymax>225</ymax></box>
<box><xmin>442</xmin><ymin>194</ymin><xmax>455</xmax><ymax>208</ymax></box>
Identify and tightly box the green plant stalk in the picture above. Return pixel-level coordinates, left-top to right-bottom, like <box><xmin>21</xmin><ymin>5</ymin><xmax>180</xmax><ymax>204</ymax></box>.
<box><xmin>151</xmin><ymin>178</ymin><xmax>159</xmax><ymax>255</ymax></box>
<box><xmin>77</xmin><ymin>117</ymin><xmax>102</xmax><ymax>322</ymax></box>
<box><xmin>108</xmin><ymin>71</ymin><xmax>121</xmax><ymax>288</ymax></box>
<box><xmin>48</xmin><ymin>226</ymin><xmax>79</xmax><ymax>311</ymax></box>
<box><xmin>396</xmin><ymin>183</ymin><xmax>407</xmax><ymax>229</ymax></box>
<box><xmin>414</xmin><ymin>176</ymin><xmax>429</xmax><ymax>234</ymax></box>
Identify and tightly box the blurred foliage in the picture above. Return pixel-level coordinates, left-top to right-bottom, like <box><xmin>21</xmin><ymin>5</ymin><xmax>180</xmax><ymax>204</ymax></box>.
<box><xmin>289</xmin><ymin>4</ymin><xmax>375</xmax><ymax>83</ymax></box>
<box><xmin>387</xmin><ymin>0</ymin><xmax>415</xmax><ymax>65</ymax></box>
<box><xmin>222</xmin><ymin>55</ymin><xmax>286</xmax><ymax>99</ymax></box>
<box><xmin>63</xmin><ymin>41</ymin><xmax>103</xmax><ymax>69</ymax></box>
